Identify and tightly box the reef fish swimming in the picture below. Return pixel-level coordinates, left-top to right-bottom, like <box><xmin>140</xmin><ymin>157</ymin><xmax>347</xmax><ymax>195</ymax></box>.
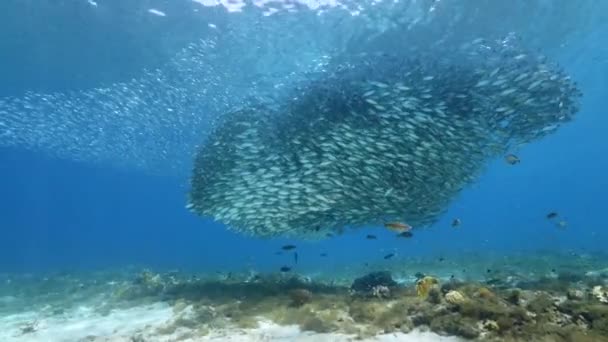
<box><xmin>384</xmin><ymin>222</ymin><xmax>412</xmax><ymax>233</ymax></box>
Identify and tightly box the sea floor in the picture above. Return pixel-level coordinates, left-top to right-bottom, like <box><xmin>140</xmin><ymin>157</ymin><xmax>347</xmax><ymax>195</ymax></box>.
<box><xmin>2</xmin><ymin>251</ymin><xmax>608</xmax><ymax>342</ymax></box>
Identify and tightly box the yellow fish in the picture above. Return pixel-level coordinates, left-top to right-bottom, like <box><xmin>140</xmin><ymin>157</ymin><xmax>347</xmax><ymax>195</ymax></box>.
<box><xmin>384</xmin><ymin>221</ymin><xmax>412</xmax><ymax>233</ymax></box>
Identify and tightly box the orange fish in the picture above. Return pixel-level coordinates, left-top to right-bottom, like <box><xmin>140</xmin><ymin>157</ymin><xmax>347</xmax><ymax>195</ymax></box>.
<box><xmin>384</xmin><ymin>221</ymin><xmax>412</xmax><ymax>233</ymax></box>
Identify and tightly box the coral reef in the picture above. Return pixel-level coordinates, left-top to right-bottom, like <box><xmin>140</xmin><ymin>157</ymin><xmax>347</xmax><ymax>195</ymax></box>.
<box><xmin>445</xmin><ymin>290</ymin><xmax>467</xmax><ymax>305</ymax></box>
<box><xmin>4</xmin><ymin>252</ymin><xmax>608</xmax><ymax>341</ymax></box>
<box><xmin>289</xmin><ymin>289</ymin><xmax>313</xmax><ymax>307</ymax></box>
<box><xmin>371</xmin><ymin>285</ymin><xmax>391</xmax><ymax>299</ymax></box>
<box><xmin>107</xmin><ymin>268</ymin><xmax>608</xmax><ymax>341</ymax></box>
<box><xmin>351</xmin><ymin>271</ymin><xmax>398</xmax><ymax>296</ymax></box>
<box><xmin>416</xmin><ymin>276</ymin><xmax>440</xmax><ymax>299</ymax></box>
<box><xmin>593</xmin><ymin>286</ymin><xmax>608</xmax><ymax>303</ymax></box>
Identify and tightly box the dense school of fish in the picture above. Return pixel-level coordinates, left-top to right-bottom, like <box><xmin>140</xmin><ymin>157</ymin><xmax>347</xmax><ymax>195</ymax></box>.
<box><xmin>188</xmin><ymin>35</ymin><xmax>582</xmax><ymax>238</ymax></box>
<box><xmin>0</xmin><ymin>39</ymin><xmax>225</xmax><ymax>174</ymax></box>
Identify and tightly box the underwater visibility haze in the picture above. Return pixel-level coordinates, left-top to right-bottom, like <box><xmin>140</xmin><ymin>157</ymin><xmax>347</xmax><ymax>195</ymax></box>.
<box><xmin>1</xmin><ymin>0</ymin><xmax>608</xmax><ymax>341</ymax></box>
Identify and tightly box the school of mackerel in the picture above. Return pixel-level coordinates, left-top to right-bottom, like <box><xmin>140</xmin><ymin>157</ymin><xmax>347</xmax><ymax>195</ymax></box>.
<box><xmin>188</xmin><ymin>35</ymin><xmax>582</xmax><ymax>238</ymax></box>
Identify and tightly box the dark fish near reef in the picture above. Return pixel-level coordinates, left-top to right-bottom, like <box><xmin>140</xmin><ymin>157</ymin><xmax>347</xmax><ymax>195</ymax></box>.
<box><xmin>366</xmin><ymin>234</ymin><xmax>377</xmax><ymax>240</ymax></box>
<box><xmin>396</xmin><ymin>231</ymin><xmax>413</xmax><ymax>238</ymax></box>
<box><xmin>294</xmin><ymin>252</ymin><xmax>298</xmax><ymax>264</ymax></box>
<box><xmin>384</xmin><ymin>253</ymin><xmax>395</xmax><ymax>259</ymax></box>
<box><xmin>280</xmin><ymin>266</ymin><xmax>291</xmax><ymax>272</ymax></box>
<box><xmin>505</xmin><ymin>154</ymin><xmax>521</xmax><ymax>165</ymax></box>
<box><xmin>282</xmin><ymin>245</ymin><xmax>297</xmax><ymax>251</ymax></box>
<box><xmin>320</xmin><ymin>253</ymin><xmax>328</xmax><ymax>257</ymax></box>
<box><xmin>546</xmin><ymin>212</ymin><xmax>559</xmax><ymax>219</ymax></box>
<box><xmin>451</xmin><ymin>218</ymin><xmax>461</xmax><ymax>227</ymax></box>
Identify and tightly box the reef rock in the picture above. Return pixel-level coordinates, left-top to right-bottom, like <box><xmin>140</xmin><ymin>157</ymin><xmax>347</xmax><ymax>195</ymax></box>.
<box><xmin>445</xmin><ymin>290</ymin><xmax>467</xmax><ymax>305</ymax></box>
<box><xmin>351</xmin><ymin>272</ymin><xmax>398</xmax><ymax>295</ymax></box>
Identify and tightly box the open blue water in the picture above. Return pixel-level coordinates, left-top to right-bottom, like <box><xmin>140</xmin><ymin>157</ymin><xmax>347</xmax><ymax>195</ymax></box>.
<box><xmin>0</xmin><ymin>0</ymin><xmax>606</xmax><ymax>281</ymax></box>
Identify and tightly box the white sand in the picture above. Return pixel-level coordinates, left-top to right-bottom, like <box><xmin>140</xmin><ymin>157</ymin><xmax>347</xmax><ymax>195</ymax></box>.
<box><xmin>0</xmin><ymin>303</ymin><xmax>462</xmax><ymax>342</ymax></box>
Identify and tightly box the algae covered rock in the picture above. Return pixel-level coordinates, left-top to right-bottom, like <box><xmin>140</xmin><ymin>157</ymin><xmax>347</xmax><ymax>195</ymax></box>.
<box><xmin>482</xmin><ymin>319</ymin><xmax>500</xmax><ymax>332</ymax></box>
<box><xmin>527</xmin><ymin>292</ymin><xmax>556</xmax><ymax>313</ymax></box>
<box><xmin>567</xmin><ymin>289</ymin><xmax>585</xmax><ymax>301</ymax></box>
<box><xmin>506</xmin><ymin>289</ymin><xmax>522</xmax><ymax>305</ymax></box>
<box><xmin>289</xmin><ymin>289</ymin><xmax>313</xmax><ymax>307</ymax></box>
<box><xmin>351</xmin><ymin>272</ymin><xmax>398</xmax><ymax>295</ymax></box>
<box><xmin>429</xmin><ymin>314</ymin><xmax>480</xmax><ymax>339</ymax></box>
<box><xmin>300</xmin><ymin>316</ymin><xmax>334</xmax><ymax>333</ymax></box>
<box><xmin>475</xmin><ymin>287</ymin><xmax>497</xmax><ymax>302</ymax></box>
<box><xmin>416</xmin><ymin>276</ymin><xmax>439</xmax><ymax>299</ymax></box>
<box><xmin>593</xmin><ymin>286</ymin><xmax>608</xmax><ymax>304</ymax></box>
<box><xmin>348</xmin><ymin>300</ymin><xmax>387</xmax><ymax>323</ymax></box>
<box><xmin>445</xmin><ymin>290</ymin><xmax>467</xmax><ymax>305</ymax></box>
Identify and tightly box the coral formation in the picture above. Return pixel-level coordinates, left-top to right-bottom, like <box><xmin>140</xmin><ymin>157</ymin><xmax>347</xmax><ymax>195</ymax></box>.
<box><xmin>593</xmin><ymin>286</ymin><xmax>608</xmax><ymax>304</ymax></box>
<box><xmin>101</xmin><ymin>267</ymin><xmax>608</xmax><ymax>341</ymax></box>
<box><xmin>371</xmin><ymin>285</ymin><xmax>391</xmax><ymax>299</ymax></box>
<box><xmin>416</xmin><ymin>276</ymin><xmax>439</xmax><ymax>299</ymax></box>
<box><xmin>289</xmin><ymin>289</ymin><xmax>313</xmax><ymax>307</ymax></box>
<box><xmin>5</xmin><ymin>253</ymin><xmax>608</xmax><ymax>341</ymax></box>
<box><xmin>351</xmin><ymin>271</ymin><xmax>398</xmax><ymax>296</ymax></box>
<box><xmin>445</xmin><ymin>290</ymin><xmax>467</xmax><ymax>305</ymax></box>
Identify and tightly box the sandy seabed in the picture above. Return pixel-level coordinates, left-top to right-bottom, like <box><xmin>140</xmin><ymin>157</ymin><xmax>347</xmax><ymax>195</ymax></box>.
<box><xmin>0</xmin><ymin>302</ymin><xmax>461</xmax><ymax>342</ymax></box>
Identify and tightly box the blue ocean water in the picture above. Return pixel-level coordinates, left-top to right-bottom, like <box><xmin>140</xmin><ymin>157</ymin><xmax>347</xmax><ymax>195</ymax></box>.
<box><xmin>3</xmin><ymin>2</ymin><xmax>608</xmax><ymax>341</ymax></box>
<box><xmin>0</xmin><ymin>0</ymin><xmax>606</xmax><ymax>278</ymax></box>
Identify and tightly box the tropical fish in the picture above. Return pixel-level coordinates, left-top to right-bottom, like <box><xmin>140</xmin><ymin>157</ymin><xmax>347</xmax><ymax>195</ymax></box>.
<box><xmin>384</xmin><ymin>222</ymin><xmax>412</xmax><ymax>233</ymax></box>
<box><xmin>505</xmin><ymin>154</ymin><xmax>521</xmax><ymax>165</ymax></box>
